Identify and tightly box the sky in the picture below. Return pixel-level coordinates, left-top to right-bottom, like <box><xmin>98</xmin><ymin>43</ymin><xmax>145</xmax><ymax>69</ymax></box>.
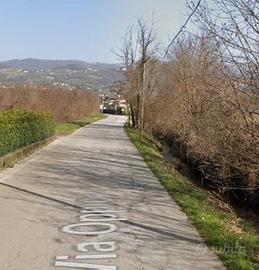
<box><xmin>0</xmin><ymin>0</ymin><xmax>190</xmax><ymax>63</ymax></box>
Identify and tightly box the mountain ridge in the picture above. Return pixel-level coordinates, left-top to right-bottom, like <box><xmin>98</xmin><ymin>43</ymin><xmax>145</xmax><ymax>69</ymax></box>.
<box><xmin>0</xmin><ymin>58</ymin><xmax>123</xmax><ymax>91</ymax></box>
<box><xmin>0</xmin><ymin>58</ymin><xmax>120</xmax><ymax>71</ymax></box>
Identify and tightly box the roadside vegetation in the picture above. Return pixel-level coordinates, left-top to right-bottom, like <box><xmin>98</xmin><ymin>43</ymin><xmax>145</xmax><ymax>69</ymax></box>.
<box><xmin>55</xmin><ymin>113</ymin><xmax>106</xmax><ymax>136</ymax></box>
<box><xmin>0</xmin><ymin>109</ymin><xmax>105</xmax><ymax>171</ymax></box>
<box><xmin>117</xmin><ymin>1</ymin><xmax>258</xmax><ymax>268</ymax></box>
<box><xmin>0</xmin><ymin>110</ymin><xmax>55</xmax><ymax>157</ymax></box>
<box><xmin>125</xmin><ymin>125</ymin><xmax>259</xmax><ymax>270</ymax></box>
<box><xmin>0</xmin><ymin>85</ymin><xmax>99</xmax><ymax>122</ymax></box>
<box><xmin>0</xmin><ymin>110</ymin><xmax>105</xmax><ymax>157</ymax></box>
<box><xmin>116</xmin><ymin>0</ymin><xmax>259</xmax><ymax>214</ymax></box>
<box><xmin>0</xmin><ymin>85</ymin><xmax>102</xmax><ymax>157</ymax></box>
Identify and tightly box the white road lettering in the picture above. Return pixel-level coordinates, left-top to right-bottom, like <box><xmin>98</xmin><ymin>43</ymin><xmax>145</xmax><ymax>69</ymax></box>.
<box><xmin>55</xmin><ymin>261</ymin><xmax>116</xmax><ymax>270</ymax></box>
<box><xmin>79</xmin><ymin>213</ymin><xmax>127</xmax><ymax>222</ymax></box>
<box><xmin>55</xmin><ymin>198</ymin><xmax>127</xmax><ymax>269</ymax></box>
<box><xmin>76</xmin><ymin>241</ymin><xmax>117</xmax><ymax>252</ymax></box>
<box><xmin>62</xmin><ymin>222</ymin><xmax>117</xmax><ymax>235</ymax></box>
<box><xmin>80</xmin><ymin>210</ymin><xmax>126</xmax><ymax>214</ymax></box>
<box><xmin>75</xmin><ymin>254</ymin><xmax>117</xmax><ymax>259</ymax></box>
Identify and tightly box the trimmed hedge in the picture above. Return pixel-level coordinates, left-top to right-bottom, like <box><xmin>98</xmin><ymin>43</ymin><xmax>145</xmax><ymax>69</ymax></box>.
<box><xmin>0</xmin><ymin>110</ymin><xmax>55</xmax><ymax>157</ymax></box>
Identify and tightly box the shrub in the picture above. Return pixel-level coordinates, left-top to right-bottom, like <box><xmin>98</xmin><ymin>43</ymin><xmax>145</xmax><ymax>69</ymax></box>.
<box><xmin>0</xmin><ymin>110</ymin><xmax>55</xmax><ymax>157</ymax></box>
<box><xmin>144</xmin><ymin>37</ymin><xmax>259</xmax><ymax>210</ymax></box>
<box><xmin>0</xmin><ymin>86</ymin><xmax>100</xmax><ymax>122</ymax></box>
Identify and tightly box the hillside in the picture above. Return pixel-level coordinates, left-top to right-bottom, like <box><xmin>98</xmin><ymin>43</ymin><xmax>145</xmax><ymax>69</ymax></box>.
<box><xmin>0</xmin><ymin>58</ymin><xmax>124</xmax><ymax>91</ymax></box>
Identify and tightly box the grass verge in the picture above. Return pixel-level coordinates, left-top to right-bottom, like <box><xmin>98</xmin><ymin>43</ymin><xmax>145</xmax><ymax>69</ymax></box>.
<box><xmin>55</xmin><ymin>113</ymin><xmax>106</xmax><ymax>136</ymax></box>
<box><xmin>125</xmin><ymin>125</ymin><xmax>259</xmax><ymax>270</ymax></box>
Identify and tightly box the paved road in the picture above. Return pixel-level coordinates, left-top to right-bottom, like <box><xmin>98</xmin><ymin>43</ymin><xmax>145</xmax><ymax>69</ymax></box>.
<box><xmin>0</xmin><ymin>115</ymin><xmax>225</xmax><ymax>270</ymax></box>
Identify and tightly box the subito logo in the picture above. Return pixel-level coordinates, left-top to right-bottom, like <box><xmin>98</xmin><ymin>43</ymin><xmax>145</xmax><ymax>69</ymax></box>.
<box><xmin>196</xmin><ymin>243</ymin><xmax>208</xmax><ymax>255</ymax></box>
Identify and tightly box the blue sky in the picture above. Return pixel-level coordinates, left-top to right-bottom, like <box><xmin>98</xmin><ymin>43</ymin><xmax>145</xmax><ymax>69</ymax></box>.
<box><xmin>0</xmin><ymin>0</ymin><xmax>189</xmax><ymax>63</ymax></box>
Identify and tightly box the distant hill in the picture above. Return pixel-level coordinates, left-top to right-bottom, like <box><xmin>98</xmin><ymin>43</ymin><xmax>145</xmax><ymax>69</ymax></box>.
<box><xmin>0</xmin><ymin>58</ymin><xmax>124</xmax><ymax>91</ymax></box>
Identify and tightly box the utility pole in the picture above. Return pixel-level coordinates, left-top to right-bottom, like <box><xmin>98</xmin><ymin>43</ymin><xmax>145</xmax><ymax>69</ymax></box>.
<box><xmin>139</xmin><ymin>61</ymin><xmax>146</xmax><ymax>141</ymax></box>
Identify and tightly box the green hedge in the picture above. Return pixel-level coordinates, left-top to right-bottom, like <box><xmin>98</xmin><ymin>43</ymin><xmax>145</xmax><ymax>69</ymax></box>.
<box><xmin>0</xmin><ymin>110</ymin><xmax>55</xmax><ymax>157</ymax></box>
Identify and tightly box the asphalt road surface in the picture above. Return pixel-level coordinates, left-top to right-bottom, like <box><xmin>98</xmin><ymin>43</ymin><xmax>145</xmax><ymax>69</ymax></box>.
<box><xmin>0</xmin><ymin>114</ymin><xmax>225</xmax><ymax>270</ymax></box>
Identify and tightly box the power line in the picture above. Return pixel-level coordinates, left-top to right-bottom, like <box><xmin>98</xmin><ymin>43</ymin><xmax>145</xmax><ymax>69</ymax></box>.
<box><xmin>164</xmin><ymin>0</ymin><xmax>202</xmax><ymax>57</ymax></box>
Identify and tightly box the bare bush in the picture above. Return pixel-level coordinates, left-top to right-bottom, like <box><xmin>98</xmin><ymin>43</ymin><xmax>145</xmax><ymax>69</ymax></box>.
<box><xmin>117</xmin><ymin>1</ymin><xmax>259</xmax><ymax>208</ymax></box>
<box><xmin>147</xmin><ymin>33</ymin><xmax>258</xmax><ymax>207</ymax></box>
<box><xmin>0</xmin><ymin>85</ymin><xmax>100</xmax><ymax>122</ymax></box>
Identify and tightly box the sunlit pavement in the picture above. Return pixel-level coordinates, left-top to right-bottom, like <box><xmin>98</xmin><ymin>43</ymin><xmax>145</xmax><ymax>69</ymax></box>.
<box><xmin>0</xmin><ymin>114</ymin><xmax>225</xmax><ymax>270</ymax></box>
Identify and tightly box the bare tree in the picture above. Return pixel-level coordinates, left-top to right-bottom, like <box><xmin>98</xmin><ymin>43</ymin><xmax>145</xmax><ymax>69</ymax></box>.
<box><xmin>114</xmin><ymin>17</ymin><xmax>159</xmax><ymax>136</ymax></box>
<box><xmin>137</xmin><ymin>17</ymin><xmax>160</xmax><ymax>140</ymax></box>
<box><xmin>113</xmin><ymin>25</ymin><xmax>139</xmax><ymax>127</ymax></box>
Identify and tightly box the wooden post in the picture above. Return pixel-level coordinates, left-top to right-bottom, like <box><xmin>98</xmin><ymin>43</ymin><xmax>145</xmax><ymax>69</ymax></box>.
<box><xmin>140</xmin><ymin>61</ymin><xmax>146</xmax><ymax>141</ymax></box>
